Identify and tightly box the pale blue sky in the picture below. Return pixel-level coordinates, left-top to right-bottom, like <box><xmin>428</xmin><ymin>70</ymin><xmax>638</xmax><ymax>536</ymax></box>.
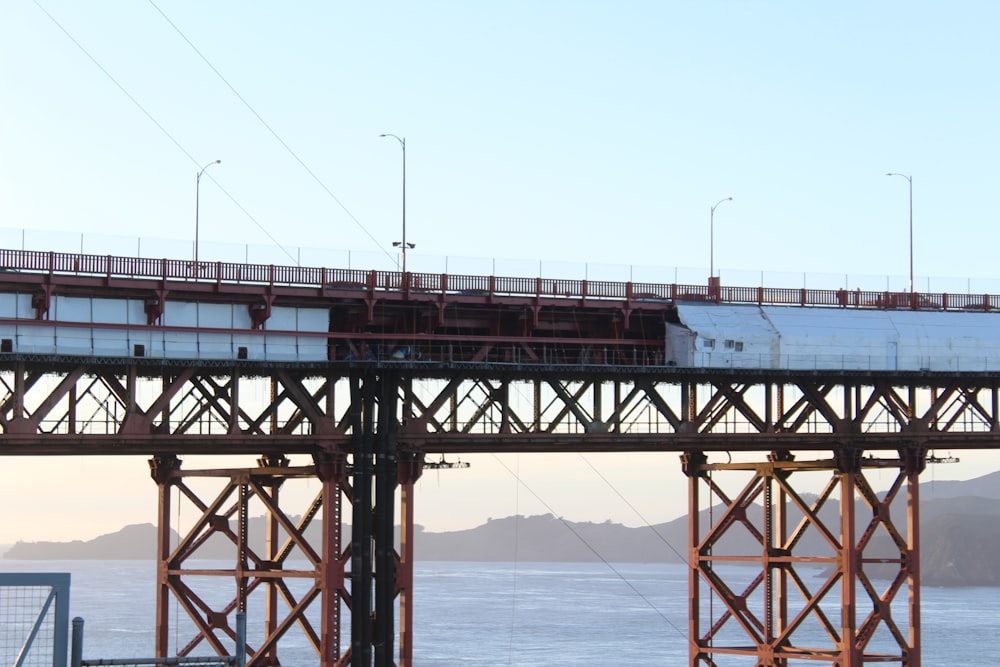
<box><xmin>1</xmin><ymin>1</ymin><xmax>999</xmax><ymax>543</ymax></box>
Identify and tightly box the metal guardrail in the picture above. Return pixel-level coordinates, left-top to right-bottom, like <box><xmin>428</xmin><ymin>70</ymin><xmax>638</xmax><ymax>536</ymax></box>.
<box><xmin>2</xmin><ymin>247</ymin><xmax>1000</xmax><ymax>313</ymax></box>
<box><xmin>0</xmin><ymin>572</ymin><xmax>71</xmax><ymax>667</ymax></box>
<box><xmin>71</xmin><ymin>614</ymin><xmax>245</xmax><ymax>667</ymax></box>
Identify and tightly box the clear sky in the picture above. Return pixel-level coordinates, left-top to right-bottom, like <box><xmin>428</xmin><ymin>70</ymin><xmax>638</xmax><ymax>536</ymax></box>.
<box><xmin>1</xmin><ymin>1</ymin><xmax>999</xmax><ymax>545</ymax></box>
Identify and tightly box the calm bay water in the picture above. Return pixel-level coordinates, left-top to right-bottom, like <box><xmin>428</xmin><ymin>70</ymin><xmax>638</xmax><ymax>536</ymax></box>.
<box><xmin>1</xmin><ymin>559</ymin><xmax>993</xmax><ymax>665</ymax></box>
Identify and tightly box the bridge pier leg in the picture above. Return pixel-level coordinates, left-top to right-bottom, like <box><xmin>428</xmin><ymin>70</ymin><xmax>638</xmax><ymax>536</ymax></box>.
<box><xmin>148</xmin><ymin>453</ymin><xmax>352</xmax><ymax>666</ymax></box>
<box><xmin>150</xmin><ymin>454</ymin><xmax>182</xmax><ymax>659</ymax></box>
<box><xmin>683</xmin><ymin>449</ymin><xmax>923</xmax><ymax>666</ymax></box>
<box><xmin>315</xmin><ymin>452</ymin><xmax>349</xmax><ymax>667</ymax></box>
<box><xmin>349</xmin><ymin>370</ymin><xmax>412</xmax><ymax>667</ymax></box>
<box><xmin>397</xmin><ymin>451</ymin><xmax>425</xmax><ymax>667</ymax></box>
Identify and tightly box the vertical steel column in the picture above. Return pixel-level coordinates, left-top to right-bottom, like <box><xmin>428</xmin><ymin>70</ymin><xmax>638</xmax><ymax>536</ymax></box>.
<box><xmin>397</xmin><ymin>452</ymin><xmax>424</xmax><ymax>667</ymax></box>
<box><xmin>316</xmin><ymin>453</ymin><xmax>346</xmax><ymax>667</ymax></box>
<box><xmin>681</xmin><ymin>451</ymin><xmax>706</xmax><ymax>666</ymax></box>
<box><xmin>374</xmin><ymin>371</ymin><xmax>399</xmax><ymax>667</ymax></box>
<box><xmin>839</xmin><ymin>450</ymin><xmax>860</xmax><ymax>667</ymax></box>
<box><xmin>150</xmin><ymin>455</ymin><xmax>181</xmax><ymax>658</ymax></box>
<box><xmin>350</xmin><ymin>371</ymin><xmax>374</xmax><ymax>666</ymax></box>
<box><xmin>775</xmin><ymin>464</ymin><xmax>789</xmax><ymax>667</ymax></box>
<box><xmin>259</xmin><ymin>456</ymin><xmax>288</xmax><ymax>667</ymax></box>
<box><xmin>904</xmin><ymin>448</ymin><xmax>923</xmax><ymax>666</ymax></box>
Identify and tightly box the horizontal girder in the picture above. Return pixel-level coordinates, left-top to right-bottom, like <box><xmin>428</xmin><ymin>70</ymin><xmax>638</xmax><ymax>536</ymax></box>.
<box><xmin>1</xmin><ymin>359</ymin><xmax>998</xmax><ymax>455</ymax></box>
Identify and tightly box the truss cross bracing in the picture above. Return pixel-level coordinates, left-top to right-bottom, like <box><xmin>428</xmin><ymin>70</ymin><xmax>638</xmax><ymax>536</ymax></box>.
<box><xmin>2</xmin><ymin>358</ymin><xmax>997</xmax><ymax>665</ymax></box>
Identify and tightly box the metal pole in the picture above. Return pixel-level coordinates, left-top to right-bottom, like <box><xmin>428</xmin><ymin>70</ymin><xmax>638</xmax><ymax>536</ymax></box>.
<box><xmin>380</xmin><ymin>134</ymin><xmax>408</xmax><ymax>274</ymax></box>
<box><xmin>402</xmin><ymin>137</ymin><xmax>406</xmax><ymax>274</ymax></box>
<box><xmin>70</xmin><ymin>617</ymin><xmax>84</xmax><ymax>667</ymax></box>
<box><xmin>235</xmin><ymin>612</ymin><xmax>247</xmax><ymax>667</ymax></box>
<box><xmin>195</xmin><ymin>160</ymin><xmax>221</xmax><ymax>276</ymax></box>
<box><xmin>886</xmin><ymin>172</ymin><xmax>913</xmax><ymax>292</ymax></box>
<box><xmin>909</xmin><ymin>175</ymin><xmax>914</xmax><ymax>293</ymax></box>
<box><xmin>709</xmin><ymin>196</ymin><xmax>733</xmax><ymax>280</ymax></box>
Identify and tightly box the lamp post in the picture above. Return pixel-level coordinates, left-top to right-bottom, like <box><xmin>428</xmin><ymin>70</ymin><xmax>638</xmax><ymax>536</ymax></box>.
<box><xmin>710</xmin><ymin>196</ymin><xmax>733</xmax><ymax>281</ymax></box>
<box><xmin>195</xmin><ymin>159</ymin><xmax>221</xmax><ymax>276</ymax></box>
<box><xmin>380</xmin><ymin>133</ymin><xmax>413</xmax><ymax>273</ymax></box>
<box><xmin>886</xmin><ymin>172</ymin><xmax>913</xmax><ymax>293</ymax></box>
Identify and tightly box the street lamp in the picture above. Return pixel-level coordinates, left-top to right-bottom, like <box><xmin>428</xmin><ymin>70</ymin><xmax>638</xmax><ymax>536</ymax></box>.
<box><xmin>710</xmin><ymin>196</ymin><xmax>733</xmax><ymax>281</ymax></box>
<box><xmin>886</xmin><ymin>172</ymin><xmax>914</xmax><ymax>293</ymax></box>
<box><xmin>195</xmin><ymin>159</ymin><xmax>221</xmax><ymax>276</ymax></box>
<box><xmin>380</xmin><ymin>133</ymin><xmax>413</xmax><ymax>273</ymax></box>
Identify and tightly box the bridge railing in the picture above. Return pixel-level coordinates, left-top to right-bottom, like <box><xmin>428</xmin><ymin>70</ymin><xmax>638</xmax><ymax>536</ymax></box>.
<box><xmin>2</xmin><ymin>248</ymin><xmax>999</xmax><ymax>313</ymax></box>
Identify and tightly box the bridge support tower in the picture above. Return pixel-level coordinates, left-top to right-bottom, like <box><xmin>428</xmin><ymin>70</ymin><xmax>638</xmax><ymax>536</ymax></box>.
<box><xmin>148</xmin><ymin>370</ymin><xmax>424</xmax><ymax>667</ymax></box>
<box><xmin>682</xmin><ymin>447</ymin><xmax>924</xmax><ymax>666</ymax></box>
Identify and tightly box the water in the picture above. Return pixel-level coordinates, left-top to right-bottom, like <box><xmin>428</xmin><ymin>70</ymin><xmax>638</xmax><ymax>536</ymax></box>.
<box><xmin>1</xmin><ymin>559</ymin><xmax>994</xmax><ymax>665</ymax></box>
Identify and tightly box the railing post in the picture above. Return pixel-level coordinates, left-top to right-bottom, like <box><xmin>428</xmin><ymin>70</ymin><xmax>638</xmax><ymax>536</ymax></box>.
<box><xmin>70</xmin><ymin>617</ymin><xmax>84</xmax><ymax>667</ymax></box>
<box><xmin>235</xmin><ymin>611</ymin><xmax>247</xmax><ymax>667</ymax></box>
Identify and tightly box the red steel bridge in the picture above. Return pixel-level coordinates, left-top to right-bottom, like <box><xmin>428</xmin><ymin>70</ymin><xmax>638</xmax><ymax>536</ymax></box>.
<box><xmin>3</xmin><ymin>248</ymin><xmax>1000</xmax><ymax>666</ymax></box>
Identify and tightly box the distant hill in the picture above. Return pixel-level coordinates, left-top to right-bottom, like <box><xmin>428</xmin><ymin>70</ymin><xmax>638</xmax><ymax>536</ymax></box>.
<box><xmin>921</xmin><ymin>470</ymin><xmax>1000</xmax><ymax>501</ymax></box>
<box><xmin>3</xmin><ymin>524</ymin><xmax>174</xmax><ymax>560</ymax></box>
<box><xmin>5</xmin><ymin>472</ymin><xmax>1000</xmax><ymax>586</ymax></box>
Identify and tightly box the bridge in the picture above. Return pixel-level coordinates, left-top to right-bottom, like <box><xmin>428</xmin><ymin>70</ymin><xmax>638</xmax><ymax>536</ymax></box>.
<box><xmin>3</xmin><ymin>247</ymin><xmax>1000</xmax><ymax>666</ymax></box>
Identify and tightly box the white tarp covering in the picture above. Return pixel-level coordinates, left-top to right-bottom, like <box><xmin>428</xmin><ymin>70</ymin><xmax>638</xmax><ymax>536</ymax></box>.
<box><xmin>670</xmin><ymin>303</ymin><xmax>1000</xmax><ymax>371</ymax></box>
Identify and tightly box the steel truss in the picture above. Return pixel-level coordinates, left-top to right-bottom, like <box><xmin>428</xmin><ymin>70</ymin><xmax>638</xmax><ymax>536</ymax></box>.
<box><xmin>2</xmin><ymin>359</ymin><xmax>1000</xmax><ymax>665</ymax></box>
<box><xmin>146</xmin><ymin>370</ymin><xmax>422</xmax><ymax>667</ymax></box>
<box><xmin>683</xmin><ymin>450</ymin><xmax>923</xmax><ymax>666</ymax></box>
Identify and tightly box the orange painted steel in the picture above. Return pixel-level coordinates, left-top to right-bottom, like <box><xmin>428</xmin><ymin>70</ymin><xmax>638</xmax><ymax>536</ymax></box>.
<box><xmin>4</xmin><ymin>248</ymin><xmax>1000</xmax><ymax>665</ymax></box>
<box><xmin>1</xmin><ymin>247</ymin><xmax>998</xmax><ymax>314</ymax></box>
<box><xmin>683</xmin><ymin>451</ymin><xmax>923</xmax><ymax>666</ymax></box>
<box><xmin>148</xmin><ymin>456</ymin><xmax>365</xmax><ymax>667</ymax></box>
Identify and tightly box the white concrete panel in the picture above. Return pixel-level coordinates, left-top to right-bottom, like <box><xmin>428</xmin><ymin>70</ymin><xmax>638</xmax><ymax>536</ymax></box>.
<box><xmin>198</xmin><ymin>303</ymin><xmax>234</xmax><ymax>328</ymax></box>
<box><xmin>233</xmin><ymin>333</ymin><xmax>264</xmax><ymax>360</ymax></box>
<box><xmin>296</xmin><ymin>308</ymin><xmax>330</xmax><ymax>361</ymax></box>
<box><xmin>92</xmin><ymin>328</ymin><xmax>128</xmax><ymax>356</ymax></box>
<box><xmin>265</xmin><ymin>334</ymin><xmax>298</xmax><ymax>361</ymax></box>
<box><xmin>55</xmin><ymin>326</ymin><xmax>93</xmax><ymax>355</ymax></box>
<box><xmin>91</xmin><ymin>298</ymin><xmax>129</xmax><ymax>325</ymax></box>
<box><xmin>17</xmin><ymin>324</ymin><xmax>55</xmax><ymax>354</ymax></box>
<box><xmin>53</xmin><ymin>296</ymin><xmax>92</xmax><ymax>323</ymax></box>
<box><xmin>126</xmin><ymin>299</ymin><xmax>148</xmax><ymax>325</ymax></box>
<box><xmin>16</xmin><ymin>294</ymin><xmax>35</xmax><ymax>319</ymax></box>
<box><xmin>197</xmin><ymin>304</ymin><xmax>234</xmax><ymax>358</ymax></box>
<box><xmin>0</xmin><ymin>294</ymin><xmax>19</xmax><ymax>347</ymax></box>
<box><xmin>163</xmin><ymin>301</ymin><xmax>198</xmax><ymax>328</ymax></box>
<box><xmin>267</xmin><ymin>306</ymin><xmax>312</xmax><ymax>361</ymax></box>
<box><xmin>121</xmin><ymin>298</ymin><xmax>162</xmax><ymax>357</ymax></box>
<box><xmin>297</xmin><ymin>308</ymin><xmax>330</xmax><ymax>332</ymax></box>
<box><xmin>0</xmin><ymin>293</ymin><xmax>19</xmax><ymax>318</ymax></box>
<box><xmin>231</xmin><ymin>303</ymin><xmax>264</xmax><ymax>360</ymax></box>
<box><xmin>268</xmin><ymin>306</ymin><xmax>298</xmax><ymax>330</ymax></box>
<box><xmin>163</xmin><ymin>302</ymin><xmax>199</xmax><ymax>359</ymax></box>
<box><xmin>198</xmin><ymin>333</ymin><xmax>233</xmax><ymax>359</ymax></box>
<box><xmin>233</xmin><ymin>304</ymin><xmax>253</xmax><ymax>330</ymax></box>
<box><xmin>164</xmin><ymin>331</ymin><xmax>199</xmax><ymax>359</ymax></box>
